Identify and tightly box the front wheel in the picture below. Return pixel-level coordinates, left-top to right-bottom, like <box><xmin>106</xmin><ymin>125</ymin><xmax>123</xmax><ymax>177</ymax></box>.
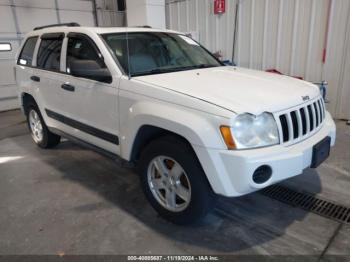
<box><xmin>138</xmin><ymin>136</ymin><xmax>214</xmax><ymax>225</ymax></box>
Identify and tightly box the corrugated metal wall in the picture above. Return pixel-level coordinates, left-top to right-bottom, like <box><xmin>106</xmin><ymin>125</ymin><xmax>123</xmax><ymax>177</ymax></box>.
<box><xmin>165</xmin><ymin>0</ymin><xmax>350</xmax><ymax>120</ymax></box>
<box><xmin>95</xmin><ymin>0</ymin><xmax>125</xmax><ymax>27</ymax></box>
<box><xmin>324</xmin><ymin>0</ymin><xmax>350</xmax><ymax>120</ymax></box>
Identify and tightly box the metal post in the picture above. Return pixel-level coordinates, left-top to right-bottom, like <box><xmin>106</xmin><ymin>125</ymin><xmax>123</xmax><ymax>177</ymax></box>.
<box><xmin>92</xmin><ymin>0</ymin><xmax>99</xmax><ymax>26</ymax></box>
<box><xmin>231</xmin><ymin>0</ymin><xmax>239</xmax><ymax>65</ymax></box>
<box><xmin>54</xmin><ymin>0</ymin><xmax>61</xmax><ymax>24</ymax></box>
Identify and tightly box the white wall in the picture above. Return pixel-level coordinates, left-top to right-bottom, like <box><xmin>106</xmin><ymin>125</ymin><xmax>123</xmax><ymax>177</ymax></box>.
<box><xmin>166</xmin><ymin>0</ymin><xmax>350</xmax><ymax>120</ymax></box>
<box><xmin>127</xmin><ymin>0</ymin><xmax>166</xmax><ymax>29</ymax></box>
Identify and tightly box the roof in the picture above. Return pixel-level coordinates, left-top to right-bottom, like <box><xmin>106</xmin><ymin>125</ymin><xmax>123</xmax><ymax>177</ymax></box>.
<box><xmin>26</xmin><ymin>26</ymin><xmax>181</xmax><ymax>37</ymax></box>
<box><xmin>88</xmin><ymin>27</ymin><xmax>180</xmax><ymax>34</ymax></box>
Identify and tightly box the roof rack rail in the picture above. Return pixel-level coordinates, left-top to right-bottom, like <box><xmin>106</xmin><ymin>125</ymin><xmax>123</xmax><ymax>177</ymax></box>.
<box><xmin>34</xmin><ymin>22</ymin><xmax>80</xmax><ymax>31</ymax></box>
<box><xmin>135</xmin><ymin>25</ymin><xmax>152</xmax><ymax>28</ymax></box>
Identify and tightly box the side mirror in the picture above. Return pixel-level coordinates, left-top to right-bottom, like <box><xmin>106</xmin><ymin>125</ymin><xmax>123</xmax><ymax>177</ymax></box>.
<box><xmin>69</xmin><ymin>59</ymin><xmax>112</xmax><ymax>83</ymax></box>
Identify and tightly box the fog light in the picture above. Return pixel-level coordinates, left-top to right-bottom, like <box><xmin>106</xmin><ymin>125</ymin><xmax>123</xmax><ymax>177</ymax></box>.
<box><xmin>252</xmin><ymin>165</ymin><xmax>272</xmax><ymax>184</ymax></box>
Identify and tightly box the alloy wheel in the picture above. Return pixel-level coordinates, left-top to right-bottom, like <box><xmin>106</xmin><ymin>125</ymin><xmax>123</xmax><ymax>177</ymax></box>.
<box><xmin>28</xmin><ymin>109</ymin><xmax>43</xmax><ymax>143</ymax></box>
<box><xmin>147</xmin><ymin>156</ymin><xmax>191</xmax><ymax>212</ymax></box>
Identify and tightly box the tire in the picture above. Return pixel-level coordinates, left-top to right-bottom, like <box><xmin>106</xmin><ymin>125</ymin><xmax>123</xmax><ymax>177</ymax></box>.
<box><xmin>26</xmin><ymin>102</ymin><xmax>61</xmax><ymax>148</ymax></box>
<box><xmin>138</xmin><ymin>135</ymin><xmax>214</xmax><ymax>225</ymax></box>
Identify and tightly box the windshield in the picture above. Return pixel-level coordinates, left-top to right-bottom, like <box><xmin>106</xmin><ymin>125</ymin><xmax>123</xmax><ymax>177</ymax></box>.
<box><xmin>101</xmin><ymin>32</ymin><xmax>222</xmax><ymax>77</ymax></box>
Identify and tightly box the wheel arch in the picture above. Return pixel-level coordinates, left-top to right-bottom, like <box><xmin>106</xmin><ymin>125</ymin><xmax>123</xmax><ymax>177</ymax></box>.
<box><xmin>121</xmin><ymin>101</ymin><xmax>226</xmax><ymax>162</ymax></box>
<box><xmin>21</xmin><ymin>92</ymin><xmax>37</xmax><ymax>114</ymax></box>
<box><xmin>130</xmin><ymin>125</ymin><xmax>194</xmax><ymax>163</ymax></box>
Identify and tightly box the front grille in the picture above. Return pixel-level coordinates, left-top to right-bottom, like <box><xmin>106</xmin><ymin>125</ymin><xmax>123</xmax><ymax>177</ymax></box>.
<box><xmin>277</xmin><ymin>97</ymin><xmax>325</xmax><ymax>144</ymax></box>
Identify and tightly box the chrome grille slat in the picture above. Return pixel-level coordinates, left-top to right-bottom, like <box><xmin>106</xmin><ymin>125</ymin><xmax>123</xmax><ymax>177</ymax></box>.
<box><xmin>317</xmin><ymin>100</ymin><xmax>323</xmax><ymax>121</ymax></box>
<box><xmin>296</xmin><ymin>110</ymin><xmax>303</xmax><ymax>139</ymax></box>
<box><xmin>313</xmin><ymin>103</ymin><xmax>318</xmax><ymax>127</ymax></box>
<box><xmin>311</xmin><ymin>104</ymin><xmax>317</xmax><ymax>130</ymax></box>
<box><xmin>320</xmin><ymin>99</ymin><xmax>325</xmax><ymax>120</ymax></box>
<box><xmin>286</xmin><ymin>113</ymin><xmax>294</xmax><ymax>141</ymax></box>
<box><xmin>305</xmin><ymin>105</ymin><xmax>311</xmax><ymax>133</ymax></box>
<box><xmin>277</xmin><ymin>98</ymin><xmax>325</xmax><ymax>145</ymax></box>
<box><xmin>316</xmin><ymin>102</ymin><xmax>321</xmax><ymax>126</ymax></box>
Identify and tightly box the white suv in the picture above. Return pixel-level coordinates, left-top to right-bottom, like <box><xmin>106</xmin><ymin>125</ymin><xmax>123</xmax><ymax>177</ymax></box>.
<box><xmin>16</xmin><ymin>23</ymin><xmax>336</xmax><ymax>224</ymax></box>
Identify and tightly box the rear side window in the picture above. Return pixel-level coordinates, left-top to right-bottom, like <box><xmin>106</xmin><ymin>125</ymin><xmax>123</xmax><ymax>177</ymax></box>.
<box><xmin>37</xmin><ymin>34</ymin><xmax>63</xmax><ymax>71</ymax></box>
<box><xmin>18</xmin><ymin>37</ymin><xmax>38</xmax><ymax>66</ymax></box>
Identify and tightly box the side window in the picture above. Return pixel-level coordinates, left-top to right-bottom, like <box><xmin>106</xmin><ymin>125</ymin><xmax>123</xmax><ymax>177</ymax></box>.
<box><xmin>37</xmin><ymin>35</ymin><xmax>63</xmax><ymax>71</ymax></box>
<box><xmin>66</xmin><ymin>36</ymin><xmax>112</xmax><ymax>83</ymax></box>
<box><xmin>18</xmin><ymin>37</ymin><xmax>38</xmax><ymax>66</ymax></box>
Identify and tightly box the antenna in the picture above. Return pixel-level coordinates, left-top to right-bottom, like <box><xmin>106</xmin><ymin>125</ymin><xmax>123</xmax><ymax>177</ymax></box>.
<box><xmin>126</xmin><ymin>27</ymin><xmax>131</xmax><ymax>79</ymax></box>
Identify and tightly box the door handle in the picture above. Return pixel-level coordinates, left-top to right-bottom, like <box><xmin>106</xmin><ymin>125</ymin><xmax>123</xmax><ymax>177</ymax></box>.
<box><xmin>30</xmin><ymin>76</ymin><xmax>40</xmax><ymax>82</ymax></box>
<box><xmin>61</xmin><ymin>83</ymin><xmax>75</xmax><ymax>92</ymax></box>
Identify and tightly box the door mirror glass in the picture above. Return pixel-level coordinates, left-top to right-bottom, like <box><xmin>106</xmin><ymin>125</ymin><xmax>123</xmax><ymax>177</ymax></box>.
<box><xmin>69</xmin><ymin>59</ymin><xmax>112</xmax><ymax>83</ymax></box>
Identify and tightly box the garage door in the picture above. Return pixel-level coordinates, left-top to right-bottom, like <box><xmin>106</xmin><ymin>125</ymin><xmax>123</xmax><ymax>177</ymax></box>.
<box><xmin>0</xmin><ymin>0</ymin><xmax>96</xmax><ymax>112</ymax></box>
<box><xmin>0</xmin><ymin>36</ymin><xmax>20</xmax><ymax>111</ymax></box>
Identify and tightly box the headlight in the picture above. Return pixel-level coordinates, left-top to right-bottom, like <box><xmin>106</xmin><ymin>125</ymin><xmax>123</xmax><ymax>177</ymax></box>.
<box><xmin>222</xmin><ymin>113</ymin><xmax>280</xmax><ymax>150</ymax></box>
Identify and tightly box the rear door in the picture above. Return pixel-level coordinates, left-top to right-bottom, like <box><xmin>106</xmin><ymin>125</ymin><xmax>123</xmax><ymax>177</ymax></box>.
<box><xmin>16</xmin><ymin>36</ymin><xmax>39</xmax><ymax>109</ymax></box>
<box><xmin>54</xmin><ymin>33</ymin><xmax>120</xmax><ymax>154</ymax></box>
<box><xmin>34</xmin><ymin>33</ymin><xmax>67</xmax><ymax>128</ymax></box>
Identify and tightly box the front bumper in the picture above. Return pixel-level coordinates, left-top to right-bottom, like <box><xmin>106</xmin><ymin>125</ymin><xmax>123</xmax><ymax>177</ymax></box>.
<box><xmin>194</xmin><ymin>112</ymin><xmax>336</xmax><ymax>197</ymax></box>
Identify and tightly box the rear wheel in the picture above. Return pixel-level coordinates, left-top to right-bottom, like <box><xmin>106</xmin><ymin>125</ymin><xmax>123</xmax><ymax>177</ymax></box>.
<box><xmin>139</xmin><ymin>136</ymin><xmax>214</xmax><ymax>225</ymax></box>
<box><xmin>26</xmin><ymin>103</ymin><xmax>61</xmax><ymax>148</ymax></box>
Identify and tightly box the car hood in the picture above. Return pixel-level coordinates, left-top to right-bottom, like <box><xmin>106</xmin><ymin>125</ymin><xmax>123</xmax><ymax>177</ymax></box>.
<box><xmin>135</xmin><ymin>66</ymin><xmax>320</xmax><ymax>115</ymax></box>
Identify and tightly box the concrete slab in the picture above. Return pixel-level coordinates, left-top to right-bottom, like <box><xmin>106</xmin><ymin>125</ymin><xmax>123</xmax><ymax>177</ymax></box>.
<box><xmin>324</xmin><ymin>224</ymin><xmax>350</xmax><ymax>255</ymax></box>
<box><xmin>0</xmin><ymin>109</ymin><xmax>26</xmax><ymax>141</ymax></box>
<box><xmin>0</xmin><ymin>110</ymin><xmax>349</xmax><ymax>256</ymax></box>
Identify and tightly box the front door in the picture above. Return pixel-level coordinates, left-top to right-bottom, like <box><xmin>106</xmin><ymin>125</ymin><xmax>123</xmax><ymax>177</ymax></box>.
<box><xmin>54</xmin><ymin>33</ymin><xmax>120</xmax><ymax>154</ymax></box>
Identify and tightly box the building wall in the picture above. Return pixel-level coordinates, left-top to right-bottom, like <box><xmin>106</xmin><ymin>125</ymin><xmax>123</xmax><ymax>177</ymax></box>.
<box><xmin>126</xmin><ymin>0</ymin><xmax>166</xmax><ymax>28</ymax></box>
<box><xmin>165</xmin><ymin>0</ymin><xmax>350</xmax><ymax>120</ymax></box>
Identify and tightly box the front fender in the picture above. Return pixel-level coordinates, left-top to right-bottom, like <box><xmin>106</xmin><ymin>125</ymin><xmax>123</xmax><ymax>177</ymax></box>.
<box><xmin>119</xmin><ymin>100</ymin><xmax>229</xmax><ymax>161</ymax></box>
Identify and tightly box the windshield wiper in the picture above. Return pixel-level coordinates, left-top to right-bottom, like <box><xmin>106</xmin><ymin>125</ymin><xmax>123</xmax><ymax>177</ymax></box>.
<box><xmin>192</xmin><ymin>64</ymin><xmax>217</xmax><ymax>69</ymax></box>
<box><xmin>131</xmin><ymin>64</ymin><xmax>219</xmax><ymax>77</ymax></box>
<box><xmin>170</xmin><ymin>64</ymin><xmax>217</xmax><ymax>71</ymax></box>
<box><xmin>131</xmin><ymin>68</ymin><xmax>175</xmax><ymax>77</ymax></box>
